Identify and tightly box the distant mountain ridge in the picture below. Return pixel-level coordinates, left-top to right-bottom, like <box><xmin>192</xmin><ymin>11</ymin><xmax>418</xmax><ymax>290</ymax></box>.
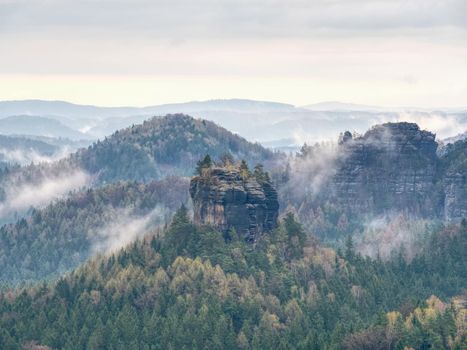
<box><xmin>2</xmin><ymin>99</ymin><xmax>467</xmax><ymax>144</ymax></box>
<box><xmin>0</xmin><ymin>115</ymin><xmax>91</xmax><ymax>140</ymax></box>
<box><xmin>302</xmin><ymin>101</ymin><xmax>384</xmax><ymax>112</ymax></box>
<box><xmin>0</xmin><ymin>99</ymin><xmax>295</xmax><ymax>119</ymax></box>
<box><xmin>0</xmin><ymin>99</ymin><xmax>140</xmax><ymax>119</ymax></box>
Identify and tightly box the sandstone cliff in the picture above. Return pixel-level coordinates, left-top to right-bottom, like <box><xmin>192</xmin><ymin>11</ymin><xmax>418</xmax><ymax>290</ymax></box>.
<box><xmin>189</xmin><ymin>166</ymin><xmax>279</xmax><ymax>243</ymax></box>
<box><xmin>280</xmin><ymin>122</ymin><xmax>466</xmax><ymax>234</ymax></box>
<box><xmin>332</xmin><ymin>122</ymin><xmax>440</xmax><ymax>216</ymax></box>
<box><xmin>439</xmin><ymin>139</ymin><xmax>467</xmax><ymax>222</ymax></box>
<box><xmin>444</xmin><ymin>173</ymin><xmax>467</xmax><ymax>221</ymax></box>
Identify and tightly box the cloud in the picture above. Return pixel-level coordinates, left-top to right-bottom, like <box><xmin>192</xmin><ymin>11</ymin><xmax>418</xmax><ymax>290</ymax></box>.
<box><xmin>0</xmin><ymin>169</ymin><xmax>90</xmax><ymax>218</ymax></box>
<box><xmin>282</xmin><ymin>141</ymin><xmax>342</xmax><ymax>202</ymax></box>
<box><xmin>2</xmin><ymin>1</ymin><xmax>466</xmax><ymax>37</ymax></box>
<box><xmin>283</xmin><ymin>126</ymin><xmax>394</xmax><ymax>203</ymax></box>
<box><xmin>0</xmin><ymin>146</ymin><xmax>74</xmax><ymax>166</ymax></box>
<box><xmin>394</xmin><ymin>112</ymin><xmax>467</xmax><ymax>139</ymax></box>
<box><xmin>355</xmin><ymin>213</ymin><xmax>434</xmax><ymax>261</ymax></box>
<box><xmin>1</xmin><ymin>1</ymin><xmax>467</xmax><ymax>108</ymax></box>
<box><xmin>90</xmin><ymin>206</ymin><xmax>169</xmax><ymax>254</ymax></box>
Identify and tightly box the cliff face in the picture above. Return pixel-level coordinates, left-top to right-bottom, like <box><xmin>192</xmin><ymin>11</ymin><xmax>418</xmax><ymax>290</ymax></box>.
<box><xmin>440</xmin><ymin>139</ymin><xmax>467</xmax><ymax>222</ymax></box>
<box><xmin>190</xmin><ymin>167</ymin><xmax>279</xmax><ymax>243</ymax></box>
<box><xmin>444</xmin><ymin>173</ymin><xmax>467</xmax><ymax>221</ymax></box>
<box><xmin>332</xmin><ymin>122</ymin><xmax>440</xmax><ymax>216</ymax></box>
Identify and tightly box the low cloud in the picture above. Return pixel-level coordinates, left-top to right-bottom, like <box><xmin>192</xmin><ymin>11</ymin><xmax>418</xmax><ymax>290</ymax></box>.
<box><xmin>91</xmin><ymin>206</ymin><xmax>170</xmax><ymax>254</ymax></box>
<box><xmin>2</xmin><ymin>1</ymin><xmax>466</xmax><ymax>37</ymax></box>
<box><xmin>355</xmin><ymin>213</ymin><xmax>434</xmax><ymax>261</ymax></box>
<box><xmin>0</xmin><ymin>146</ymin><xmax>74</xmax><ymax>166</ymax></box>
<box><xmin>0</xmin><ymin>169</ymin><xmax>90</xmax><ymax>218</ymax></box>
<box><xmin>394</xmin><ymin>112</ymin><xmax>466</xmax><ymax>140</ymax></box>
<box><xmin>279</xmin><ymin>141</ymin><xmax>342</xmax><ymax>208</ymax></box>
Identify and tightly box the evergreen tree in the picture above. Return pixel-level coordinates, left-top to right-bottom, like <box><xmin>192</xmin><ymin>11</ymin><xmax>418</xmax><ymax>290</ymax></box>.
<box><xmin>253</xmin><ymin>164</ymin><xmax>270</xmax><ymax>184</ymax></box>
<box><xmin>195</xmin><ymin>154</ymin><xmax>213</xmax><ymax>175</ymax></box>
<box><xmin>239</xmin><ymin>160</ymin><xmax>251</xmax><ymax>179</ymax></box>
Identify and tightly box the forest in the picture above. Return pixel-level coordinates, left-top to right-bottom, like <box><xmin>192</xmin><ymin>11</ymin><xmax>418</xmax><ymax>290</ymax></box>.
<box><xmin>0</xmin><ymin>208</ymin><xmax>465</xmax><ymax>349</ymax></box>
<box><xmin>73</xmin><ymin>114</ymin><xmax>274</xmax><ymax>183</ymax></box>
<box><xmin>0</xmin><ymin>178</ymin><xmax>189</xmax><ymax>285</ymax></box>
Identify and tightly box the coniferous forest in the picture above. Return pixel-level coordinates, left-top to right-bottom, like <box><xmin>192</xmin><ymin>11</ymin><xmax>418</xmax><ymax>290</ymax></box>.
<box><xmin>0</xmin><ymin>208</ymin><xmax>465</xmax><ymax>349</ymax></box>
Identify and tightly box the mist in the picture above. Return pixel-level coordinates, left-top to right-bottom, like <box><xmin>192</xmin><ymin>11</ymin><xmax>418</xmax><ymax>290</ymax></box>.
<box><xmin>0</xmin><ymin>146</ymin><xmax>74</xmax><ymax>166</ymax></box>
<box><xmin>91</xmin><ymin>206</ymin><xmax>170</xmax><ymax>254</ymax></box>
<box><xmin>283</xmin><ymin>124</ymin><xmax>397</xmax><ymax>204</ymax></box>
<box><xmin>0</xmin><ymin>169</ymin><xmax>90</xmax><ymax>218</ymax></box>
<box><xmin>284</xmin><ymin>141</ymin><xmax>341</xmax><ymax>200</ymax></box>
<box><xmin>393</xmin><ymin>112</ymin><xmax>467</xmax><ymax>140</ymax></box>
<box><xmin>355</xmin><ymin>213</ymin><xmax>436</xmax><ymax>261</ymax></box>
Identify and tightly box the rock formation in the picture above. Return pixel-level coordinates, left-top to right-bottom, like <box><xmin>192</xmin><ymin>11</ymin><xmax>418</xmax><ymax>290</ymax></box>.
<box><xmin>444</xmin><ymin>173</ymin><xmax>467</xmax><ymax>222</ymax></box>
<box><xmin>283</xmin><ymin>122</ymin><xmax>466</xmax><ymax>224</ymax></box>
<box><xmin>332</xmin><ymin>122</ymin><xmax>440</xmax><ymax>216</ymax></box>
<box><xmin>189</xmin><ymin>165</ymin><xmax>279</xmax><ymax>243</ymax></box>
<box><xmin>440</xmin><ymin>139</ymin><xmax>467</xmax><ymax>222</ymax></box>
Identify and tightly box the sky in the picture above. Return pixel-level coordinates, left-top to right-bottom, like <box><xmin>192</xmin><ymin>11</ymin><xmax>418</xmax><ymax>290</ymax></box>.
<box><xmin>1</xmin><ymin>0</ymin><xmax>467</xmax><ymax>108</ymax></box>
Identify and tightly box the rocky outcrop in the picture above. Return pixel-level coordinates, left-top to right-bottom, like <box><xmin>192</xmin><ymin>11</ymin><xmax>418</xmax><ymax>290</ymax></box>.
<box><xmin>440</xmin><ymin>139</ymin><xmax>467</xmax><ymax>222</ymax></box>
<box><xmin>284</xmin><ymin>122</ymin><xmax>466</xmax><ymax>223</ymax></box>
<box><xmin>444</xmin><ymin>173</ymin><xmax>467</xmax><ymax>222</ymax></box>
<box><xmin>332</xmin><ymin>122</ymin><xmax>440</xmax><ymax>216</ymax></box>
<box><xmin>189</xmin><ymin>167</ymin><xmax>279</xmax><ymax>243</ymax></box>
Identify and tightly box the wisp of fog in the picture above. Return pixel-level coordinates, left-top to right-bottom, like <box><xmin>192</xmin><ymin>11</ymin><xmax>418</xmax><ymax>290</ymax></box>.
<box><xmin>0</xmin><ymin>169</ymin><xmax>90</xmax><ymax>218</ymax></box>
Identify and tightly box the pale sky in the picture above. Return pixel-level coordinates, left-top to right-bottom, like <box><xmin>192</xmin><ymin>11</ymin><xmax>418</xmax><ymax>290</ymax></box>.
<box><xmin>1</xmin><ymin>0</ymin><xmax>467</xmax><ymax>108</ymax></box>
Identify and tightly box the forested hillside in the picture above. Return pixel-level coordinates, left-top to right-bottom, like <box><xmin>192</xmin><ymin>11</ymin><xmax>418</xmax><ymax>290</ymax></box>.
<box><xmin>0</xmin><ymin>135</ymin><xmax>57</xmax><ymax>158</ymax></box>
<box><xmin>0</xmin><ymin>178</ymin><xmax>188</xmax><ymax>285</ymax></box>
<box><xmin>0</xmin><ymin>114</ymin><xmax>274</xmax><ymax>188</ymax></box>
<box><xmin>0</xmin><ymin>135</ymin><xmax>89</xmax><ymax>167</ymax></box>
<box><xmin>73</xmin><ymin>114</ymin><xmax>274</xmax><ymax>183</ymax></box>
<box><xmin>0</xmin><ymin>210</ymin><xmax>465</xmax><ymax>349</ymax></box>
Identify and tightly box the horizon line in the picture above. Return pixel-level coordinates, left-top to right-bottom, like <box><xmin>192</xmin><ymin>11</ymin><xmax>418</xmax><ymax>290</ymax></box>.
<box><xmin>1</xmin><ymin>98</ymin><xmax>466</xmax><ymax>112</ymax></box>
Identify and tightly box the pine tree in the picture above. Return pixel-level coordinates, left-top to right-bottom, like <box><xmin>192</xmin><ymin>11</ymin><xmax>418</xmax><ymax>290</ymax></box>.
<box><xmin>345</xmin><ymin>235</ymin><xmax>355</xmax><ymax>261</ymax></box>
<box><xmin>195</xmin><ymin>154</ymin><xmax>212</xmax><ymax>175</ymax></box>
<box><xmin>253</xmin><ymin>164</ymin><xmax>270</xmax><ymax>184</ymax></box>
<box><xmin>240</xmin><ymin>160</ymin><xmax>251</xmax><ymax>179</ymax></box>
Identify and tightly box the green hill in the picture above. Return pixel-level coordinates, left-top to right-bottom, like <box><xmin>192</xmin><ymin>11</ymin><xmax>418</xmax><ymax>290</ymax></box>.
<box><xmin>73</xmin><ymin>114</ymin><xmax>274</xmax><ymax>183</ymax></box>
